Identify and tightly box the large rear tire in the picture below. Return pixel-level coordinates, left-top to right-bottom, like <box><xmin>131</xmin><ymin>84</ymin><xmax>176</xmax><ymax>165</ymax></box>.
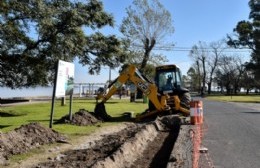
<box><xmin>179</xmin><ymin>92</ymin><xmax>191</xmax><ymax>110</ymax></box>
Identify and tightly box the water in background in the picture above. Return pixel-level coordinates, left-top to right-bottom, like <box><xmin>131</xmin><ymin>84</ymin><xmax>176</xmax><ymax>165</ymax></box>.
<box><xmin>0</xmin><ymin>85</ymin><xmax>99</xmax><ymax>98</ymax></box>
<box><xmin>0</xmin><ymin>87</ymin><xmax>53</xmax><ymax>98</ymax></box>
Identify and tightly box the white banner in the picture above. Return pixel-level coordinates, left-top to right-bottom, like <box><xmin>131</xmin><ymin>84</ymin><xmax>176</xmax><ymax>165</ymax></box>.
<box><xmin>55</xmin><ymin>60</ymin><xmax>74</xmax><ymax>97</ymax></box>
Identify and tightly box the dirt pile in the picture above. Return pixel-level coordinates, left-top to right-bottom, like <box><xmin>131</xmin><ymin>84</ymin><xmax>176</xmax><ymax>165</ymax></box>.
<box><xmin>0</xmin><ymin>123</ymin><xmax>66</xmax><ymax>164</ymax></box>
<box><xmin>55</xmin><ymin>109</ymin><xmax>101</xmax><ymax>126</ymax></box>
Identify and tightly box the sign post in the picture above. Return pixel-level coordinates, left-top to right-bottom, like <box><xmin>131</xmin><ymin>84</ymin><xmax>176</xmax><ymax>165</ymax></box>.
<box><xmin>49</xmin><ymin>60</ymin><xmax>74</xmax><ymax>128</ymax></box>
<box><xmin>49</xmin><ymin>61</ymin><xmax>58</xmax><ymax>128</ymax></box>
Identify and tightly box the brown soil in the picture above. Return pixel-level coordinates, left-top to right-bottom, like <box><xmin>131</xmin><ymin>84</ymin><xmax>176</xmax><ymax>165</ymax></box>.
<box><xmin>0</xmin><ymin>114</ymin><xmax>184</xmax><ymax>168</ymax></box>
<box><xmin>0</xmin><ymin>123</ymin><xmax>66</xmax><ymax>164</ymax></box>
<box><xmin>35</xmin><ymin>124</ymin><xmax>141</xmax><ymax>168</ymax></box>
<box><xmin>55</xmin><ymin>109</ymin><xmax>101</xmax><ymax>126</ymax></box>
<box><xmin>33</xmin><ymin>117</ymin><xmax>181</xmax><ymax>168</ymax></box>
<box><xmin>131</xmin><ymin>130</ymin><xmax>179</xmax><ymax>168</ymax></box>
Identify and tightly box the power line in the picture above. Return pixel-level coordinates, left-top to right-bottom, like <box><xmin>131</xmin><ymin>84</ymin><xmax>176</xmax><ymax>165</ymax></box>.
<box><xmin>172</xmin><ymin>49</ymin><xmax>251</xmax><ymax>53</ymax></box>
<box><xmin>131</xmin><ymin>43</ymin><xmax>251</xmax><ymax>53</ymax></box>
<box><xmin>153</xmin><ymin>46</ymin><xmax>251</xmax><ymax>53</ymax></box>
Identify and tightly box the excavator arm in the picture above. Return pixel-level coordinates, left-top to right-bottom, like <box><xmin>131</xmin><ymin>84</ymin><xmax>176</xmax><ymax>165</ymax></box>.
<box><xmin>96</xmin><ymin>71</ymin><xmax>129</xmax><ymax>103</ymax></box>
<box><xmin>95</xmin><ymin>65</ymin><xmax>168</xmax><ymax>120</ymax></box>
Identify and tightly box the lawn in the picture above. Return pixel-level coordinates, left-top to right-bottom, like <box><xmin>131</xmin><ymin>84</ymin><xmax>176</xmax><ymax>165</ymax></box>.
<box><xmin>206</xmin><ymin>94</ymin><xmax>260</xmax><ymax>103</ymax></box>
<box><xmin>0</xmin><ymin>98</ymin><xmax>148</xmax><ymax>134</ymax></box>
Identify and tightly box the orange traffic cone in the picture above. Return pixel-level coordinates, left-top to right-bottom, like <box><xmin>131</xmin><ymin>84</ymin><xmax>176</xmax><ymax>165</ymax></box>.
<box><xmin>190</xmin><ymin>100</ymin><xmax>203</xmax><ymax>125</ymax></box>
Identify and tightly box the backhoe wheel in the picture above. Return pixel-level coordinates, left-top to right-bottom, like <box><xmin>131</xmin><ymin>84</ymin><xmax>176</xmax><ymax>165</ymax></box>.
<box><xmin>179</xmin><ymin>92</ymin><xmax>191</xmax><ymax>110</ymax></box>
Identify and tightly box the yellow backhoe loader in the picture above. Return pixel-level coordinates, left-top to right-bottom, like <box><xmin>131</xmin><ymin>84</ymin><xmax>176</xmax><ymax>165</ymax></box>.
<box><xmin>94</xmin><ymin>64</ymin><xmax>190</xmax><ymax>121</ymax></box>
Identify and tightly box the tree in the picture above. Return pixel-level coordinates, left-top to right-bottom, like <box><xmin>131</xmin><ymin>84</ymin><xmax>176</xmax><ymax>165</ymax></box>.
<box><xmin>189</xmin><ymin>40</ymin><xmax>226</xmax><ymax>94</ymax></box>
<box><xmin>215</xmin><ymin>55</ymin><xmax>245</xmax><ymax>94</ymax></box>
<box><xmin>215</xmin><ymin>56</ymin><xmax>234</xmax><ymax>94</ymax></box>
<box><xmin>182</xmin><ymin>74</ymin><xmax>189</xmax><ymax>88</ymax></box>
<box><xmin>189</xmin><ymin>42</ymin><xmax>208</xmax><ymax>95</ymax></box>
<box><xmin>240</xmin><ymin>70</ymin><xmax>256</xmax><ymax>94</ymax></box>
<box><xmin>120</xmin><ymin>0</ymin><xmax>174</xmax><ymax>73</ymax></box>
<box><xmin>0</xmin><ymin>0</ymin><xmax>125</xmax><ymax>89</ymax></box>
<box><xmin>187</xmin><ymin>67</ymin><xmax>201</xmax><ymax>92</ymax></box>
<box><xmin>227</xmin><ymin>0</ymin><xmax>260</xmax><ymax>81</ymax></box>
<box><xmin>206</xmin><ymin>40</ymin><xmax>225</xmax><ymax>94</ymax></box>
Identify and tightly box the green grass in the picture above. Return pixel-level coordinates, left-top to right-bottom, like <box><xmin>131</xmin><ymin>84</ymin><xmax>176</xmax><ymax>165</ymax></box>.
<box><xmin>206</xmin><ymin>95</ymin><xmax>260</xmax><ymax>103</ymax></box>
<box><xmin>0</xmin><ymin>98</ymin><xmax>148</xmax><ymax>134</ymax></box>
<box><xmin>0</xmin><ymin>98</ymin><xmax>146</xmax><ymax>165</ymax></box>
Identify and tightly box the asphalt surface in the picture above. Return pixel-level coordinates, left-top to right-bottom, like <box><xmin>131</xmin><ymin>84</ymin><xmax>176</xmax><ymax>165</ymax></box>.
<box><xmin>200</xmin><ymin>98</ymin><xmax>260</xmax><ymax>168</ymax></box>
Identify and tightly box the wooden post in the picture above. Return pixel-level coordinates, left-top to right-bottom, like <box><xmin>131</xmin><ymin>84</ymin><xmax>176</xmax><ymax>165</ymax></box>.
<box><xmin>50</xmin><ymin>61</ymin><xmax>58</xmax><ymax>128</ymax></box>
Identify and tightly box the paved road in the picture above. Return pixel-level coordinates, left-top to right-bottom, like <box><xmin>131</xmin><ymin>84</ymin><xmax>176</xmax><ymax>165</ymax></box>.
<box><xmin>200</xmin><ymin>99</ymin><xmax>260</xmax><ymax>168</ymax></box>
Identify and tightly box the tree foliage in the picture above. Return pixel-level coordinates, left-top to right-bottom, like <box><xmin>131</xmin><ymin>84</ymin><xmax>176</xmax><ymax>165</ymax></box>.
<box><xmin>186</xmin><ymin>67</ymin><xmax>201</xmax><ymax>92</ymax></box>
<box><xmin>215</xmin><ymin>55</ymin><xmax>246</xmax><ymax>94</ymax></box>
<box><xmin>120</xmin><ymin>0</ymin><xmax>174</xmax><ymax>72</ymax></box>
<box><xmin>227</xmin><ymin>0</ymin><xmax>260</xmax><ymax>80</ymax></box>
<box><xmin>0</xmin><ymin>0</ymin><xmax>125</xmax><ymax>88</ymax></box>
<box><xmin>122</xmin><ymin>49</ymin><xmax>168</xmax><ymax>78</ymax></box>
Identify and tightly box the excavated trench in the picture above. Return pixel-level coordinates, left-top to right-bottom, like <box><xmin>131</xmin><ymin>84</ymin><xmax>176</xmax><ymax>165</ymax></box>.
<box><xmin>35</xmin><ymin>116</ymin><xmax>181</xmax><ymax>168</ymax></box>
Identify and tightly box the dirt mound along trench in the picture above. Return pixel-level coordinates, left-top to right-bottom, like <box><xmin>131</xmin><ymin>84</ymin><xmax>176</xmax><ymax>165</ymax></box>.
<box><xmin>55</xmin><ymin>109</ymin><xmax>101</xmax><ymax>126</ymax></box>
<box><xmin>0</xmin><ymin>123</ymin><xmax>66</xmax><ymax>164</ymax></box>
<box><xmin>35</xmin><ymin>116</ymin><xmax>181</xmax><ymax>168</ymax></box>
<box><xmin>35</xmin><ymin>123</ymin><xmax>141</xmax><ymax>168</ymax></box>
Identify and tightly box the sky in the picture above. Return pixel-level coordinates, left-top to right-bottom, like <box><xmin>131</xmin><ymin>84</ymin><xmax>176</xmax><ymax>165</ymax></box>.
<box><xmin>0</xmin><ymin>0</ymin><xmax>251</xmax><ymax>98</ymax></box>
<box><xmin>74</xmin><ymin>0</ymin><xmax>251</xmax><ymax>84</ymax></box>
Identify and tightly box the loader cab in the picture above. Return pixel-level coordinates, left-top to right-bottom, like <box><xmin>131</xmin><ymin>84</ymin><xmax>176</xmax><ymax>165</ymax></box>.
<box><xmin>154</xmin><ymin>64</ymin><xmax>182</xmax><ymax>94</ymax></box>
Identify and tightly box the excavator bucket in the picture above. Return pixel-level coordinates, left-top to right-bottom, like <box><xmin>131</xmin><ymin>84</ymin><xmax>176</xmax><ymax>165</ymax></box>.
<box><xmin>94</xmin><ymin>102</ymin><xmax>111</xmax><ymax>121</ymax></box>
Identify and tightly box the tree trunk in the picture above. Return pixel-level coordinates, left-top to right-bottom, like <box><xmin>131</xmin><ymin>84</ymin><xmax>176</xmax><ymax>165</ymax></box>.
<box><xmin>140</xmin><ymin>53</ymin><xmax>150</xmax><ymax>73</ymax></box>
<box><xmin>196</xmin><ymin>60</ymin><xmax>201</xmax><ymax>93</ymax></box>
<box><xmin>220</xmin><ymin>82</ymin><xmax>224</xmax><ymax>94</ymax></box>
<box><xmin>226</xmin><ymin>84</ymin><xmax>231</xmax><ymax>95</ymax></box>
<box><xmin>140</xmin><ymin>38</ymin><xmax>156</xmax><ymax>72</ymax></box>
<box><xmin>234</xmin><ymin>84</ymin><xmax>239</xmax><ymax>95</ymax></box>
<box><xmin>246</xmin><ymin>89</ymin><xmax>250</xmax><ymax>95</ymax></box>
<box><xmin>136</xmin><ymin>88</ymin><xmax>143</xmax><ymax>99</ymax></box>
<box><xmin>138</xmin><ymin>38</ymin><xmax>156</xmax><ymax>99</ymax></box>
<box><xmin>202</xmin><ymin>57</ymin><xmax>206</xmax><ymax>96</ymax></box>
<box><xmin>207</xmin><ymin>82</ymin><xmax>212</xmax><ymax>94</ymax></box>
